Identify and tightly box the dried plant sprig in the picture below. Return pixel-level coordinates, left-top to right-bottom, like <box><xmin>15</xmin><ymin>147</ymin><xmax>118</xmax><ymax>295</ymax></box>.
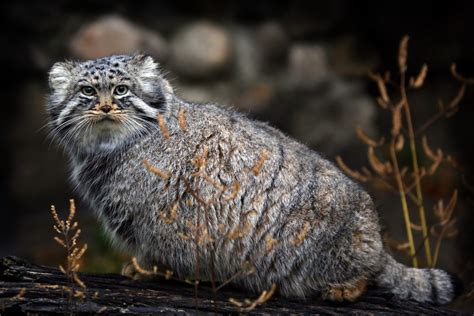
<box><xmin>229</xmin><ymin>283</ymin><xmax>277</xmax><ymax>312</ymax></box>
<box><xmin>132</xmin><ymin>257</ymin><xmax>158</xmax><ymax>276</ymax></box>
<box><xmin>215</xmin><ymin>261</ymin><xmax>256</xmax><ymax>292</ymax></box>
<box><xmin>178</xmin><ymin>108</ymin><xmax>188</xmax><ymax>133</ymax></box>
<box><xmin>252</xmin><ymin>150</ymin><xmax>269</xmax><ymax>176</ymax></box>
<box><xmin>50</xmin><ymin>199</ymin><xmax>88</xmax><ymax>290</ymax></box>
<box><xmin>143</xmin><ymin>159</ymin><xmax>171</xmax><ymax>180</ymax></box>
<box><xmin>157</xmin><ymin>113</ymin><xmax>171</xmax><ymax>139</ymax></box>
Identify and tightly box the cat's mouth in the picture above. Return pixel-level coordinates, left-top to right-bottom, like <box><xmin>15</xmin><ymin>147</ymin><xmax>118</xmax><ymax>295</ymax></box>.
<box><xmin>93</xmin><ymin>113</ymin><xmax>123</xmax><ymax>124</ymax></box>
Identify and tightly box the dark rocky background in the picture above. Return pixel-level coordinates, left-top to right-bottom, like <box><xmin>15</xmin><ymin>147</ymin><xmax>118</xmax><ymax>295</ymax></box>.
<box><xmin>1</xmin><ymin>0</ymin><xmax>473</xmax><ymax>310</ymax></box>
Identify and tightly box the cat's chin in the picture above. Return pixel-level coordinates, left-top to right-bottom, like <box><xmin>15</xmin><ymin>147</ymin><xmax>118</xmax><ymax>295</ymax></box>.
<box><xmin>75</xmin><ymin>125</ymin><xmax>129</xmax><ymax>155</ymax></box>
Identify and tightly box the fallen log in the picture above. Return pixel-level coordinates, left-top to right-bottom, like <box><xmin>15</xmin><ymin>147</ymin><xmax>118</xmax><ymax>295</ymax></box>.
<box><xmin>0</xmin><ymin>256</ymin><xmax>462</xmax><ymax>315</ymax></box>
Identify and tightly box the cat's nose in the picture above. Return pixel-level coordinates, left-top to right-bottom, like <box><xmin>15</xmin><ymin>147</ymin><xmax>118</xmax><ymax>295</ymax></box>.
<box><xmin>100</xmin><ymin>104</ymin><xmax>112</xmax><ymax>113</ymax></box>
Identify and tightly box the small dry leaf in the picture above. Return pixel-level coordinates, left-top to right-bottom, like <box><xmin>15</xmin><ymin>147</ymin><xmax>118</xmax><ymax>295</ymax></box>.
<box><xmin>73</xmin><ymin>272</ymin><xmax>86</xmax><ymax>289</ymax></box>
<box><xmin>178</xmin><ymin>108</ymin><xmax>187</xmax><ymax>132</ymax></box>
<box><xmin>157</xmin><ymin>113</ymin><xmax>171</xmax><ymax>139</ymax></box>
<box><xmin>376</xmin><ymin>97</ymin><xmax>389</xmax><ymax>109</ymax></box>
<box><xmin>446</xmin><ymin>84</ymin><xmax>465</xmax><ymax>117</ymax></box>
<box><xmin>395</xmin><ymin>134</ymin><xmax>405</xmax><ymax>151</ymax></box>
<box><xmin>368</xmin><ymin>147</ymin><xmax>388</xmax><ymax>175</ymax></box>
<box><xmin>143</xmin><ymin>160</ymin><xmax>170</xmax><ymax>180</ymax></box>
<box><xmin>409</xmin><ymin>64</ymin><xmax>428</xmax><ymax>88</ymax></box>
<box><xmin>369</xmin><ymin>72</ymin><xmax>390</xmax><ymax>103</ymax></box>
<box><xmin>410</xmin><ymin>221</ymin><xmax>423</xmax><ymax>231</ymax></box>
<box><xmin>336</xmin><ymin>156</ymin><xmax>369</xmax><ymax>182</ymax></box>
<box><xmin>422</xmin><ymin>136</ymin><xmax>437</xmax><ymax>160</ymax></box>
<box><xmin>451</xmin><ymin>63</ymin><xmax>474</xmax><ymax>84</ymax></box>
<box><xmin>355</xmin><ymin>126</ymin><xmax>383</xmax><ymax>147</ymax></box>
<box><xmin>54</xmin><ymin>236</ymin><xmax>66</xmax><ymax>248</ymax></box>
<box><xmin>398</xmin><ymin>35</ymin><xmax>409</xmax><ymax>73</ymax></box>
<box><xmin>391</xmin><ymin>102</ymin><xmax>403</xmax><ymax>136</ymax></box>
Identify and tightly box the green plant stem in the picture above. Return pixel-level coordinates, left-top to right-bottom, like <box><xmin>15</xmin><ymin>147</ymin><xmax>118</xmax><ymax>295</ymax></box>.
<box><xmin>389</xmin><ymin>139</ymin><xmax>418</xmax><ymax>267</ymax></box>
<box><xmin>400</xmin><ymin>74</ymin><xmax>433</xmax><ymax>267</ymax></box>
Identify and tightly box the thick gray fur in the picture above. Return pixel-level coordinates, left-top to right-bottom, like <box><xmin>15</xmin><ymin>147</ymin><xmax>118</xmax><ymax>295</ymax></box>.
<box><xmin>46</xmin><ymin>54</ymin><xmax>456</xmax><ymax>304</ymax></box>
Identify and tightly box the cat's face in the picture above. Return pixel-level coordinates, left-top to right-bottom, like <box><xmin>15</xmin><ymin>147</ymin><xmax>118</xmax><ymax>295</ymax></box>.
<box><xmin>47</xmin><ymin>54</ymin><xmax>172</xmax><ymax>154</ymax></box>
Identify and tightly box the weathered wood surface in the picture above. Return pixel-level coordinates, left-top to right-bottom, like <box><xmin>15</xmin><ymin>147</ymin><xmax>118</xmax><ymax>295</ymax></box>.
<box><xmin>0</xmin><ymin>256</ymin><xmax>462</xmax><ymax>315</ymax></box>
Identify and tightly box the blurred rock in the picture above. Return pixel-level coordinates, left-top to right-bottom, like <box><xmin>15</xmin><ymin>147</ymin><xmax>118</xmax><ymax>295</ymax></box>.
<box><xmin>69</xmin><ymin>15</ymin><xmax>169</xmax><ymax>61</ymax></box>
<box><xmin>171</xmin><ymin>22</ymin><xmax>233</xmax><ymax>79</ymax></box>
<box><xmin>175</xmin><ymin>80</ymin><xmax>273</xmax><ymax>113</ymax></box>
<box><xmin>287</xmin><ymin>44</ymin><xmax>330</xmax><ymax>90</ymax></box>
<box><xmin>175</xmin><ymin>81</ymin><xmax>235</xmax><ymax>105</ymax></box>
<box><xmin>232</xmin><ymin>22</ymin><xmax>289</xmax><ymax>83</ymax></box>
<box><xmin>231</xmin><ymin>83</ymin><xmax>275</xmax><ymax>112</ymax></box>
<box><xmin>328</xmin><ymin>36</ymin><xmax>379</xmax><ymax>77</ymax></box>
<box><xmin>232</xmin><ymin>28</ymin><xmax>260</xmax><ymax>83</ymax></box>
<box><xmin>8</xmin><ymin>83</ymin><xmax>69</xmax><ymax>200</ymax></box>
<box><xmin>256</xmin><ymin>22</ymin><xmax>289</xmax><ymax>70</ymax></box>
<box><xmin>287</xmin><ymin>79</ymin><xmax>377</xmax><ymax>155</ymax></box>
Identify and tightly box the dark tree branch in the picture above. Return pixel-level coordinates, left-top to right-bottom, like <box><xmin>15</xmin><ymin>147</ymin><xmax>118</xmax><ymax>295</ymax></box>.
<box><xmin>0</xmin><ymin>256</ymin><xmax>461</xmax><ymax>315</ymax></box>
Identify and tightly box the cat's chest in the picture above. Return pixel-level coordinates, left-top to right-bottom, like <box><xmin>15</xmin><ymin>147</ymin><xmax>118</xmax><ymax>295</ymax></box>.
<box><xmin>72</xmin><ymin>155</ymin><xmax>122</xmax><ymax>202</ymax></box>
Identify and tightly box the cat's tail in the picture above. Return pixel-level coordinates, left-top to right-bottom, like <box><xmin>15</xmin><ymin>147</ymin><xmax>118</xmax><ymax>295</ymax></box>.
<box><xmin>375</xmin><ymin>253</ymin><xmax>463</xmax><ymax>304</ymax></box>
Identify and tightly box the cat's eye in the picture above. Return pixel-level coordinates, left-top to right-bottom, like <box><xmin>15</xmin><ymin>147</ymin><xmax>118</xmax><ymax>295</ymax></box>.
<box><xmin>114</xmin><ymin>85</ymin><xmax>129</xmax><ymax>96</ymax></box>
<box><xmin>81</xmin><ymin>86</ymin><xmax>96</xmax><ymax>96</ymax></box>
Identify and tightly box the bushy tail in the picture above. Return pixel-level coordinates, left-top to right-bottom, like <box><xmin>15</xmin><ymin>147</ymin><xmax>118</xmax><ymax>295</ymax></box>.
<box><xmin>375</xmin><ymin>253</ymin><xmax>462</xmax><ymax>304</ymax></box>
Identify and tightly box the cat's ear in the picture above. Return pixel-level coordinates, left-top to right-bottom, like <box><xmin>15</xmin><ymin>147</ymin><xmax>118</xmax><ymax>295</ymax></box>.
<box><xmin>131</xmin><ymin>54</ymin><xmax>158</xmax><ymax>80</ymax></box>
<box><xmin>131</xmin><ymin>54</ymin><xmax>173</xmax><ymax>97</ymax></box>
<box><xmin>49</xmin><ymin>61</ymin><xmax>75</xmax><ymax>93</ymax></box>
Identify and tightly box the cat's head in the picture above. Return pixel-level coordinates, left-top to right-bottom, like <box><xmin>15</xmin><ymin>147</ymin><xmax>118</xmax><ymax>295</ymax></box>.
<box><xmin>47</xmin><ymin>54</ymin><xmax>173</xmax><ymax>154</ymax></box>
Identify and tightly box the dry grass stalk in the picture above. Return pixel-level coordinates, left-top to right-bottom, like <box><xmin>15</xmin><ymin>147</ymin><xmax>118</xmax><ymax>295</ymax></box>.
<box><xmin>215</xmin><ymin>261</ymin><xmax>256</xmax><ymax>291</ymax></box>
<box><xmin>50</xmin><ymin>199</ymin><xmax>88</xmax><ymax>289</ymax></box>
<box><xmin>431</xmin><ymin>190</ymin><xmax>458</xmax><ymax>267</ymax></box>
